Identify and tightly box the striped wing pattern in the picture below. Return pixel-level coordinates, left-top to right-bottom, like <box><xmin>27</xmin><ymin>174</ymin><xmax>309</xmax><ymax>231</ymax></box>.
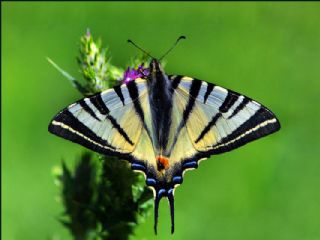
<box><xmin>48</xmin><ymin>78</ymin><xmax>155</xmax><ymax>163</ymax></box>
<box><xmin>169</xmin><ymin>76</ymin><xmax>280</xmax><ymax>163</ymax></box>
<box><xmin>49</xmin><ymin>73</ymin><xmax>280</xmax><ymax>235</ymax></box>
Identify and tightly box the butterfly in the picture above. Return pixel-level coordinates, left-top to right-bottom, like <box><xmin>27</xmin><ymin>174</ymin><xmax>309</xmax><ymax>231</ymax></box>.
<box><xmin>48</xmin><ymin>43</ymin><xmax>280</xmax><ymax>234</ymax></box>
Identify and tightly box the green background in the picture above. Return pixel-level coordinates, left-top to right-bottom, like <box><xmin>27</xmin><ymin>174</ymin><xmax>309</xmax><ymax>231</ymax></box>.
<box><xmin>3</xmin><ymin>2</ymin><xmax>320</xmax><ymax>240</ymax></box>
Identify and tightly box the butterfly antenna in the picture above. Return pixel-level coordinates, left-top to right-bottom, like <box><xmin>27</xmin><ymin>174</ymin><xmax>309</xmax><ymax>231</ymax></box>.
<box><xmin>168</xmin><ymin>190</ymin><xmax>175</xmax><ymax>234</ymax></box>
<box><xmin>127</xmin><ymin>39</ymin><xmax>154</xmax><ymax>59</ymax></box>
<box><xmin>159</xmin><ymin>36</ymin><xmax>186</xmax><ymax>61</ymax></box>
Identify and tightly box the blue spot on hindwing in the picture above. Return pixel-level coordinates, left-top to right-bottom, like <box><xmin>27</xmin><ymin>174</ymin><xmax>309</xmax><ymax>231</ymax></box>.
<box><xmin>173</xmin><ymin>176</ymin><xmax>183</xmax><ymax>184</ymax></box>
<box><xmin>158</xmin><ymin>188</ymin><xmax>166</xmax><ymax>197</ymax></box>
<box><xmin>182</xmin><ymin>161</ymin><xmax>198</xmax><ymax>169</ymax></box>
<box><xmin>131</xmin><ymin>163</ymin><xmax>146</xmax><ymax>171</ymax></box>
<box><xmin>146</xmin><ymin>178</ymin><xmax>157</xmax><ymax>186</ymax></box>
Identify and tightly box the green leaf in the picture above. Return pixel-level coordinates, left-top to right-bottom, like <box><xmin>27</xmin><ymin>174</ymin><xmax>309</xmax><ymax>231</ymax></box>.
<box><xmin>47</xmin><ymin>57</ymin><xmax>89</xmax><ymax>95</ymax></box>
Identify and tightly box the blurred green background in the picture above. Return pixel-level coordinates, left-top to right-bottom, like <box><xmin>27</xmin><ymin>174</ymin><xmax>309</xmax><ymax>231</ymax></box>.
<box><xmin>3</xmin><ymin>2</ymin><xmax>320</xmax><ymax>240</ymax></box>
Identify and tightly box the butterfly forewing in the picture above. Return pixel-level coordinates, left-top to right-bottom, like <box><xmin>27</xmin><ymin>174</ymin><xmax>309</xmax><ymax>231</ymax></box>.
<box><xmin>48</xmin><ymin>78</ymin><xmax>154</xmax><ymax>159</ymax></box>
<box><xmin>170</xmin><ymin>76</ymin><xmax>280</xmax><ymax>156</ymax></box>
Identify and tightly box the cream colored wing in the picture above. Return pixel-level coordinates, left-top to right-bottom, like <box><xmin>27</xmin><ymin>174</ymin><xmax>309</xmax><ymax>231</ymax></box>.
<box><xmin>49</xmin><ymin>78</ymin><xmax>156</xmax><ymax>165</ymax></box>
<box><xmin>168</xmin><ymin>75</ymin><xmax>280</xmax><ymax>163</ymax></box>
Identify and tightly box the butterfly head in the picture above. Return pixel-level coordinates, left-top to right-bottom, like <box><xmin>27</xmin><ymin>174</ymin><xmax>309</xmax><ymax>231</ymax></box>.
<box><xmin>148</xmin><ymin>58</ymin><xmax>167</xmax><ymax>85</ymax></box>
<box><xmin>150</xmin><ymin>58</ymin><xmax>163</xmax><ymax>74</ymax></box>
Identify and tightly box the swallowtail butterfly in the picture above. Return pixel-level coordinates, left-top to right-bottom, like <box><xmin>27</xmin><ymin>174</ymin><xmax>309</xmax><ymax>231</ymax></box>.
<box><xmin>48</xmin><ymin>39</ymin><xmax>280</xmax><ymax>234</ymax></box>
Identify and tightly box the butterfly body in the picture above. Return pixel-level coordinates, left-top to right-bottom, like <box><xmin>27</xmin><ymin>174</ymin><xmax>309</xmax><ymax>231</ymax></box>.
<box><xmin>49</xmin><ymin>58</ymin><xmax>280</xmax><ymax>234</ymax></box>
<box><xmin>148</xmin><ymin>59</ymin><xmax>174</xmax><ymax>158</ymax></box>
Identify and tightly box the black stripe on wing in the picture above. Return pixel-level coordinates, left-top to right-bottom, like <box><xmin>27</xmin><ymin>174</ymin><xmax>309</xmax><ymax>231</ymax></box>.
<box><xmin>204</xmin><ymin>83</ymin><xmax>214</xmax><ymax>104</ymax></box>
<box><xmin>170</xmin><ymin>75</ymin><xmax>183</xmax><ymax>90</ymax></box>
<box><xmin>107</xmin><ymin>114</ymin><xmax>134</xmax><ymax>146</ymax></box>
<box><xmin>212</xmin><ymin>106</ymin><xmax>280</xmax><ymax>154</ymax></box>
<box><xmin>182</xmin><ymin>80</ymin><xmax>202</xmax><ymax>125</ymax></box>
<box><xmin>89</xmin><ymin>93</ymin><xmax>134</xmax><ymax>146</ymax></box>
<box><xmin>195</xmin><ymin>89</ymin><xmax>240</xmax><ymax>143</ymax></box>
<box><xmin>114</xmin><ymin>85</ymin><xmax>125</xmax><ymax>105</ymax></box>
<box><xmin>168</xmin><ymin>79</ymin><xmax>202</xmax><ymax>152</ymax></box>
<box><xmin>79</xmin><ymin>99</ymin><xmax>100</xmax><ymax>121</ymax></box>
<box><xmin>195</xmin><ymin>113</ymin><xmax>222</xmax><ymax>144</ymax></box>
<box><xmin>90</xmin><ymin>94</ymin><xmax>109</xmax><ymax>115</ymax></box>
<box><xmin>194</xmin><ymin>89</ymin><xmax>239</xmax><ymax>144</ymax></box>
<box><xmin>228</xmin><ymin>97</ymin><xmax>250</xmax><ymax>119</ymax></box>
<box><xmin>126</xmin><ymin>81</ymin><xmax>153</xmax><ymax>141</ymax></box>
<box><xmin>219</xmin><ymin>91</ymin><xmax>239</xmax><ymax>113</ymax></box>
<box><xmin>48</xmin><ymin>110</ymin><xmax>118</xmax><ymax>155</ymax></box>
<box><xmin>127</xmin><ymin>81</ymin><xmax>145</xmax><ymax>122</ymax></box>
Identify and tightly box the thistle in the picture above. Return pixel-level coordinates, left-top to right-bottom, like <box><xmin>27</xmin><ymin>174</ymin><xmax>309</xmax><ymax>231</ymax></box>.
<box><xmin>122</xmin><ymin>64</ymin><xmax>150</xmax><ymax>84</ymax></box>
<box><xmin>50</xmin><ymin>30</ymin><xmax>153</xmax><ymax>240</ymax></box>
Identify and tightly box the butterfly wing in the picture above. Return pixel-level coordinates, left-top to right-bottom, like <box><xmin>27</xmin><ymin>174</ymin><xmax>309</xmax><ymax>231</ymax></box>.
<box><xmin>158</xmin><ymin>76</ymin><xmax>280</xmax><ymax>234</ymax></box>
<box><xmin>169</xmin><ymin>76</ymin><xmax>280</xmax><ymax>163</ymax></box>
<box><xmin>49</xmin><ymin>73</ymin><xmax>281</xmax><ymax>235</ymax></box>
<box><xmin>49</xmin><ymin>77</ymin><xmax>164</xmax><ymax>231</ymax></box>
<box><xmin>49</xmin><ymin>78</ymin><xmax>156</xmax><ymax>166</ymax></box>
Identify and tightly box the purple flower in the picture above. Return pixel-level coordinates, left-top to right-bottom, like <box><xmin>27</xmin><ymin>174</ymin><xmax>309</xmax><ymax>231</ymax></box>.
<box><xmin>122</xmin><ymin>64</ymin><xmax>149</xmax><ymax>84</ymax></box>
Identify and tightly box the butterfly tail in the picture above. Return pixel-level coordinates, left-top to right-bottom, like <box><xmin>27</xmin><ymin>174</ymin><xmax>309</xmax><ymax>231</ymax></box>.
<box><xmin>154</xmin><ymin>191</ymin><xmax>162</xmax><ymax>235</ymax></box>
<box><xmin>168</xmin><ymin>189</ymin><xmax>175</xmax><ymax>234</ymax></box>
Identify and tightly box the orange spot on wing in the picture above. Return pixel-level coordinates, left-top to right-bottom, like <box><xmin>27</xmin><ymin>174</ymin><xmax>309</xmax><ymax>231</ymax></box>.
<box><xmin>156</xmin><ymin>156</ymin><xmax>170</xmax><ymax>170</ymax></box>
